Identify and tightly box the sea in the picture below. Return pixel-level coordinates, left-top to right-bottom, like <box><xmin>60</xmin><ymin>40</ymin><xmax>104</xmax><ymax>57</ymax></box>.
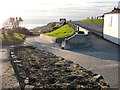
<box><xmin>0</xmin><ymin>17</ymin><xmax>63</xmax><ymax>30</ymax></box>
<box><xmin>20</xmin><ymin>18</ymin><xmax>63</xmax><ymax>29</ymax></box>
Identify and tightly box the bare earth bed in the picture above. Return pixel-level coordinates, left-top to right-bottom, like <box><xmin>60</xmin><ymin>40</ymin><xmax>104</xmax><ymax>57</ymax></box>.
<box><xmin>9</xmin><ymin>46</ymin><xmax>109</xmax><ymax>90</ymax></box>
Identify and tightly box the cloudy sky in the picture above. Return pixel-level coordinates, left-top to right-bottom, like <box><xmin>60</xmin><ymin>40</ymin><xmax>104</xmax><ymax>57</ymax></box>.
<box><xmin>0</xmin><ymin>0</ymin><xmax>119</xmax><ymax>28</ymax></box>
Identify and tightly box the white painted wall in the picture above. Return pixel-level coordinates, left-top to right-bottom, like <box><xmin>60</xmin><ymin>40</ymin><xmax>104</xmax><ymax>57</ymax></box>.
<box><xmin>103</xmin><ymin>13</ymin><xmax>120</xmax><ymax>45</ymax></box>
<box><xmin>78</xmin><ymin>26</ymin><xmax>89</xmax><ymax>34</ymax></box>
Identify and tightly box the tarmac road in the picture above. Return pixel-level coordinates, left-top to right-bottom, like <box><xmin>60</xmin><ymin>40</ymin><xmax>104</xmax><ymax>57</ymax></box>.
<box><xmin>0</xmin><ymin>33</ymin><xmax>119</xmax><ymax>89</ymax></box>
<box><xmin>24</xmin><ymin>34</ymin><xmax>119</xmax><ymax>89</ymax></box>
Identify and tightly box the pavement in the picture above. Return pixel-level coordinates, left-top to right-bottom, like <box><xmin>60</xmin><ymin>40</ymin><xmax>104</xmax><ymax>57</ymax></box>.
<box><xmin>0</xmin><ymin>46</ymin><xmax>19</xmax><ymax>89</ymax></box>
<box><xmin>0</xmin><ymin>33</ymin><xmax>120</xmax><ymax>89</ymax></box>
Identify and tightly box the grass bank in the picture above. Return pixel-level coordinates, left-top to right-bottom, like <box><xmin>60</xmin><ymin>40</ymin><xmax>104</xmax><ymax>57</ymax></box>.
<box><xmin>0</xmin><ymin>31</ymin><xmax>25</xmax><ymax>45</ymax></box>
<box><xmin>44</xmin><ymin>24</ymin><xmax>74</xmax><ymax>38</ymax></box>
<box><xmin>81</xmin><ymin>19</ymin><xmax>104</xmax><ymax>24</ymax></box>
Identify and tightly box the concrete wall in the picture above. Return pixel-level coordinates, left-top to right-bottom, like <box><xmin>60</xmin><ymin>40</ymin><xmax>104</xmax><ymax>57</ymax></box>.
<box><xmin>77</xmin><ymin>26</ymin><xmax>89</xmax><ymax>34</ymax></box>
<box><xmin>103</xmin><ymin>13</ymin><xmax>120</xmax><ymax>45</ymax></box>
<box><xmin>68</xmin><ymin>22</ymin><xmax>89</xmax><ymax>35</ymax></box>
<box><xmin>61</xmin><ymin>34</ymin><xmax>91</xmax><ymax>49</ymax></box>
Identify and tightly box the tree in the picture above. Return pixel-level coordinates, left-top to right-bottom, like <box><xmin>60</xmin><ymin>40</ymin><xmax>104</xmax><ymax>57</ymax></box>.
<box><xmin>3</xmin><ymin>17</ymin><xmax>23</xmax><ymax>30</ymax></box>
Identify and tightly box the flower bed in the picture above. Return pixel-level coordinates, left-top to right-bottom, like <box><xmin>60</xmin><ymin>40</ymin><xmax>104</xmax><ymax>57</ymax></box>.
<box><xmin>10</xmin><ymin>45</ymin><xmax>109</xmax><ymax>90</ymax></box>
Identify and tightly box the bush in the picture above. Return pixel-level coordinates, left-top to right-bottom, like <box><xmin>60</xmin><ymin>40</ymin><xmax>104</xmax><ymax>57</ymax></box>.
<box><xmin>13</xmin><ymin>33</ymin><xmax>25</xmax><ymax>40</ymax></box>
<box><xmin>4</xmin><ymin>32</ymin><xmax>13</xmax><ymax>42</ymax></box>
<box><xmin>1</xmin><ymin>30</ymin><xmax>26</xmax><ymax>45</ymax></box>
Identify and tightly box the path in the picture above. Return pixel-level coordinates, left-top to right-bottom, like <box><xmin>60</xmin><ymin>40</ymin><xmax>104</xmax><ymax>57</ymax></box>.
<box><xmin>0</xmin><ymin>46</ymin><xmax>19</xmax><ymax>89</ymax></box>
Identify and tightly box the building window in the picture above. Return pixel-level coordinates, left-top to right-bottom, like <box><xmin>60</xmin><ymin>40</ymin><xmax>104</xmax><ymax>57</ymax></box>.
<box><xmin>108</xmin><ymin>16</ymin><xmax>112</xmax><ymax>27</ymax></box>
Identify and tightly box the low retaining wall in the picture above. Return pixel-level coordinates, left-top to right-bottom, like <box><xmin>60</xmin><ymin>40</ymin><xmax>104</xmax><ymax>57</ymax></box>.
<box><xmin>77</xmin><ymin>26</ymin><xmax>89</xmax><ymax>34</ymax></box>
<box><xmin>61</xmin><ymin>34</ymin><xmax>91</xmax><ymax>49</ymax></box>
<box><xmin>40</xmin><ymin>34</ymin><xmax>64</xmax><ymax>43</ymax></box>
<box><xmin>9</xmin><ymin>46</ymin><xmax>29</xmax><ymax>89</ymax></box>
<box><xmin>68</xmin><ymin>22</ymin><xmax>89</xmax><ymax>35</ymax></box>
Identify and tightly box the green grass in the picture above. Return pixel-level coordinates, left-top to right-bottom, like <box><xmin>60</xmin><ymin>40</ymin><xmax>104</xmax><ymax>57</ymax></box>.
<box><xmin>4</xmin><ymin>32</ymin><xmax>13</xmax><ymax>42</ymax></box>
<box><xmin>0</xmin><ymin>35</ymin><xmax>4</xmax><ymax>41</ymax></box>
<box><xmin>0</xmin><ymin>32</ymin><xmax>25</xmax><ymax>44</ymax></box>
<box><xmin>81</xmin><ymin>19</ymin><xmax>104</xmax><ymax>24</ymax></box>
<box><xmin>13</xmin><ymin>33</ymin><xmax>25</xmax><ymax>40</ymax></box>
<box><xmin>44</xmin><ymin>24</ymin><xmax>74</xmax><ymax>38</ymax></box>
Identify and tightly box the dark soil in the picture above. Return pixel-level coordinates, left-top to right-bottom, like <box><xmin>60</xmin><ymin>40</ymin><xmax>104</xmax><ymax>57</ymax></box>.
<box><xmin>10</xmin><ymin>46</ymin><xmax>110</xmax><ymax>89</ymax></box>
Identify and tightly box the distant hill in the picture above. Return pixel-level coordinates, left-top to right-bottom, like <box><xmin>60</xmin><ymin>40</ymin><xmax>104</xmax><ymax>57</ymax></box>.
<box><xmin>30</xmin><ymin>22</ymin><xmax>57</xmax><ymax>34</ymax></box>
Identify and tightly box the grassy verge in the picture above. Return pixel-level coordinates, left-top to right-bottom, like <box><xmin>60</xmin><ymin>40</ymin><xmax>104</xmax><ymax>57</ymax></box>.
<box><xmin>13</xmin><ymin>33</ymin><xmax>25</xmax><ymax>40</ymax></box>
<box><xmin>4</xmin><ymin>32</ymin><xmax>13</xmax><ymax>42</ymax></box>
<box><xmin>0</xmin><ymin>32</ymin><xmax>25</xmax><ymax>45</ymax></box>
<box><xmin>81</xmin><ymin>19</ymin><xmax>104</xmax><ymax>24</ymax></box>
<box><xmin>44</xmin><ymin>24</ymin><xmax>74</xmax><ymax>38</ymax></box>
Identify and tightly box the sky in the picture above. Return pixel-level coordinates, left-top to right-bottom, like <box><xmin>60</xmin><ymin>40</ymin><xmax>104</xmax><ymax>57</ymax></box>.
<box><xmin>0</xmin><ymin>0</ymin><xmax>119</xmax><ymax>29</ymax></box>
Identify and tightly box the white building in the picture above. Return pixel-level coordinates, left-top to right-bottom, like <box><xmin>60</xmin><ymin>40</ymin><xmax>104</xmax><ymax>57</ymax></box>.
<box><xmin>103</xmin><ymin>8</ymin><xmax>120</xmax><ymax>45</ymax></box>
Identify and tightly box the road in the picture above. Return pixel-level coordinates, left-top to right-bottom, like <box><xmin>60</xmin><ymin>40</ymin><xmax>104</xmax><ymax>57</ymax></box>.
<box><xmin>24</xmin><ymin>34</ymin><xmax>119</xmax><ymax>89</ymax></box>
<box><xmin>0</xmin><ymin>34</ymin><xmax>119</xmax><ymax>89</ymax></box>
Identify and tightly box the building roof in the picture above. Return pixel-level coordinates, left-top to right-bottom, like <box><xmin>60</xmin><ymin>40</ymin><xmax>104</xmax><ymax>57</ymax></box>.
<box><xmin>105</xmin><ymin>7</ymin><xmax>120</xmax><ymax>14</ymax></box>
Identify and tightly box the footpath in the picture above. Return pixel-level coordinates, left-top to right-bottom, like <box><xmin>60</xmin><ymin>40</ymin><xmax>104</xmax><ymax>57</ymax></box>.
<box><xmin>0</xmin><ymin>46</ymin><xmax>19</xmax><ymax>89</ymax></box>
